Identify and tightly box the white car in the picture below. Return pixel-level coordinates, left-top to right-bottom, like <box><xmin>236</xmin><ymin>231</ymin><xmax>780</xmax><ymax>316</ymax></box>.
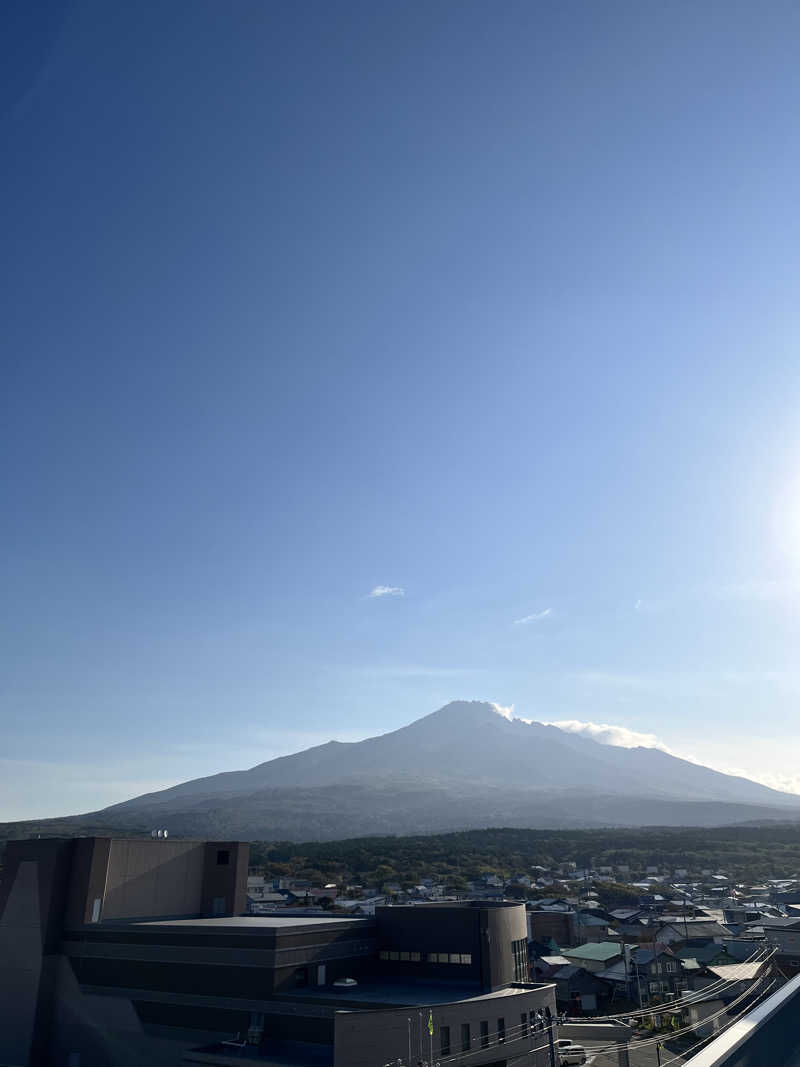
<box><xmin>555</xmin><ymin>1038</ymin><xmax>587</xmax><ymax>1065</ymax></box>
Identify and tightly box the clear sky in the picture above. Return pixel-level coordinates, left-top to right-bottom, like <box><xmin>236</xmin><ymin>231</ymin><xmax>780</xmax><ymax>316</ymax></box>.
<box><xmin>4</xmin><ymin>1</ymin><xmax>800</xmax><ymax>821</ymax></box>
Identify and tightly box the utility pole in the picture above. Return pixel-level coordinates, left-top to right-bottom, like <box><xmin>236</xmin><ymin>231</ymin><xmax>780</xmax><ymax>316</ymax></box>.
<box><xmin>545</xmin><ymin>1006</ymin><xmax>557</xmax><ymax>1067</ymax></box>
<box><xmin>407</xmin><ymin>1018</ymin><xmax>412</xmax><ymax>1067</ymax></box>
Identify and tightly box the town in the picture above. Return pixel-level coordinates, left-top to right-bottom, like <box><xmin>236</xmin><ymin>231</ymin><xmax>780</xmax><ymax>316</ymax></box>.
<box><xmin>247</xmin><ymin>847</ymin><xmax>800</xmax><ymax>1029</ymax></box>
<box><xmin>3</xmin><ymin>831</ymin><xmax>799</xmax><ymax>1067</ymax></box>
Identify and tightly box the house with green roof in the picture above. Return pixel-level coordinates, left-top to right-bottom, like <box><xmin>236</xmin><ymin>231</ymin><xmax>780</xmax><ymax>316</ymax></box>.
<box><xmin>560</xmin><ymin>941</ymin><xmax>623</xmax><ymax>973</ymax></box>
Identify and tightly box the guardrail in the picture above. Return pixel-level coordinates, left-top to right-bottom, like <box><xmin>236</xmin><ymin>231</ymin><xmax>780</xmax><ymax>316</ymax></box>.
<box><xmin>684</xmin><ymin>973</ymin><xmax>800</xmax><ymax>1067</ymax></box>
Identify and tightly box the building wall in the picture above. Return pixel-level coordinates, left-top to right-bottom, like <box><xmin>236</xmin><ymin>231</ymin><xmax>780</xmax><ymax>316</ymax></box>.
<box><xmin>201</xmin><ymin>843</ymin><xmax>248</xmax><ymax>919</ymax></box>
<box><xmin>102</xmin><ymin>840</ymin><xmax>207</xmax><ymax>922</ymax></box>
<box><xmin>0</xmin><ymin>837</ymin><xmax>251</xmax><ymax>1066</ymax></box>
<box><xmin>528</xmin><ymin>911</ymin><xmax>574</xmax><ymax>948</ymax></box>
<box><xmin>376</xmin><ymin>902</ymin><xmax>528</xmax><ymax>993</ymax></box>
<box><xmin>0</xmin><ymin>838</ymin><xmax>77</xmax><ymax>1067</ymax></box>
<box><xmin>333</xmin><ymin>985</ymin><xmax>557</xmax><ymax>1067</ymax></box>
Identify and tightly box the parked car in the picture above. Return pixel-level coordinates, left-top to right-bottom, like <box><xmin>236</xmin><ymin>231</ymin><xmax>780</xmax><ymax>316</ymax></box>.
<box><xmin>555</xmin><ymin>1038</ymin><xmax>587</xmax><ymax>1065</ymax></box>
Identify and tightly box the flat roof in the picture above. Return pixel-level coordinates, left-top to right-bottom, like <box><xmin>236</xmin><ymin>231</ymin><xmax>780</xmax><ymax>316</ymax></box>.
<box><xmin>284</xmin><ymin>980</ymin><xmax>550</xmax><ymax>1008</ymax></box>
<box><xmin>137</xmin><ymin>916</ymin><xmax>367</xmax><ymax>929</ymax></box>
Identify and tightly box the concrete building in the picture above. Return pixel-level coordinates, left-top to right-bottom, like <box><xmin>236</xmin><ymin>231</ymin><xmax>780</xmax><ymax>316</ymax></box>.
<box><xmin>0</xmin><ymin>838</ymin><xmax>556</xmax><ymax>1067</ymax></box>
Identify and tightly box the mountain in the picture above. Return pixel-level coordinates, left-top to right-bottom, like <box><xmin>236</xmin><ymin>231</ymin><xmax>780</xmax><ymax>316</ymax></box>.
<box><xmin>5</xmin><ymin>702</ymin><xmax>800</xmax><ymax>840</ymax></box>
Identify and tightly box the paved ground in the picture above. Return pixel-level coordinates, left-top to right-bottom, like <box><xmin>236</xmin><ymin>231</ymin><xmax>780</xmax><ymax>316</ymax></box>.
<box><xmin>583</xmin><ymin>1036</ymin><xmax>695</xmax><ymax>1067</ymax></box>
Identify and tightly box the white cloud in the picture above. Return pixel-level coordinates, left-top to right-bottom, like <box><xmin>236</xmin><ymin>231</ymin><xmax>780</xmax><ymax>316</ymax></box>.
<box><xmin>490</xmin><ymin>702</ymin><xmax>515</xmax><ymax>721</ymax></box>
<box><xmin>514</xmin><ymin>608</ymin><xmax>552</xmax><ymax>624</ymax></box>
<box><xmin>545</xmin><ymin>721</ymin><xmax>800</xmax><ymax>797</ymax></box>
<box><xmin>368</xmin><ymin>585</ymin><xmax>405</xmax><ymax>598</ymax></box>
<box><xmin>545</xmin><ymin>718</ymin><xmax>674</xmax><ymax>753</ymax></box>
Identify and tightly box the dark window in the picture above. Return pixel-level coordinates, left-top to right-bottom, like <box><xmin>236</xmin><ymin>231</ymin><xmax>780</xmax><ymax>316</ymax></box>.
<box><xmin>440</xmin><ymin>1026</ymin><xmax>450</xmax><ymax>1056</ymax></box>
<box><xmin>216</xmin><ymin>849</ymin><xmax>230</xmax><ymax>866</ymax></box>
<box><xmin>521</xmin><ymin>1012</ymin><xmax>528</xmax><ymax>1037</ymax></box>
<box><xmin>480</xmin><ymin>1021</ymin><xmax>489</xmax><ymax>1048</ymax></box>
<box><xmin>461</xmin><ymin>1023</ymin><xmax>470</xmax><ymax>1052</ymax></box>
<box><xmin>498</xmin><ymin>1017</ymin><xmax>505</xmax><ymax>1043</ymax></box>
<box><xmin>511</xmin><ymin>937</ymin><xmax>529</xmax><ymax>982</ymax></box>
<box><xmin>294</xmin><ymin>967</ymin><xmax>308</xmax><ymax>988</ymax></box>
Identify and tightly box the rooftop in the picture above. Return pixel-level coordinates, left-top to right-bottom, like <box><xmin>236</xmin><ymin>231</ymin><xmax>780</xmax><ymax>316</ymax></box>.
<box><xmin>137</xmin><ymin>915</ymin><xmax>367</xmax><ymax>930</ymax></box>
<box><xmin>283</xmin><ymin>979</ymin><xmax>549</xmax><ymax>1007</ymax></box>
<box><xmin>562</xmin><ymin>942</ymin><xmax>622</xmax><ymax>962</ymax></box>
<box><xmin>186</xmin><ymin>1039</ymin><xmax>333</xmax><ymax>1067</ymax></box>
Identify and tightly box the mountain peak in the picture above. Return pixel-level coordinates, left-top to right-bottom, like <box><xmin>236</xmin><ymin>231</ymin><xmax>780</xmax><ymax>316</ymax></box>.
<box><xmin>426</xmin><ymin>700</ymin><xmax>512</xmax><ymax>723</ymax></box>
<box><xmin>50</xmin><ymin>699</ymin><xmax>800</xmax><ymax>842</ymax></box>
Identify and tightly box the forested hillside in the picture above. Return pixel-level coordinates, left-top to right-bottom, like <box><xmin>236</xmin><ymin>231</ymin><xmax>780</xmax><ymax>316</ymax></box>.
<box><xmin>249</xmin><ymin>824</ymin><xmax>800</xmax><ymax>887</ymax></box>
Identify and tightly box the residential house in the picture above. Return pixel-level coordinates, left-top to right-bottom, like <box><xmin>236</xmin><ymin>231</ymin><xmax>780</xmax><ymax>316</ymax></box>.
<box><xmin>655</xmin><ymin>918</ymin><xmax>729</xmax><ymax>945</ymax></box>
<box><xmin>760</xmin><ymin>917</ymin><xmax>800</xmax><ymax>976</ymax></box>
<box><xmin>528</xmin><ymin>908</ymin><xmax>575</xmax><ymax>948</ymax></box>
<box><xmin>532</xmin><ymin>954</ymin><xmax>571</xmax><ymax>980</ymax></box>
<box><xmin>673</xmin><ymin>942</ymin><xmax>739</xmax><ymax>968</ymax></box>
<box><xmin>551</xmin><ymin>965</ymin><xmax>611</xmax><ymax>1014</ymax></box>
<box><xmin>561</xmin><ymin>942</ymin><xmax>623</xmax><ymax>974</ymax></box>
<box><xmin>630</xmin><ymin>949</ymin><xmax>687</xmax><ymax>1001</ymax></box>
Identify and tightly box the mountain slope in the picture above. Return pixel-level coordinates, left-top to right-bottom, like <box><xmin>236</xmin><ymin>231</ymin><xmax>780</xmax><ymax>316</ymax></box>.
<box><xmin>5</xmin><ymin>702</ymin><xmax>799</xmax><ymax>840</ymax></box>
<box><xmin>104</xmin><ymin>700</ymin><xmax>800</xmax><ymax>813</ymax></box>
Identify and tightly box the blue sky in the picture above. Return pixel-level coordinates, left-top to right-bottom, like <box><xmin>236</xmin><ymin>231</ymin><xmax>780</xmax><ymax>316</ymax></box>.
<box><xmin>3</xmin><ymin>1</ymin><xmax>800</xmax><ymax>820</ymax></box>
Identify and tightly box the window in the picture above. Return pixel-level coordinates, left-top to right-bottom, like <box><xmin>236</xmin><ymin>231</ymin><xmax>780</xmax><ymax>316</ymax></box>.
<box><xmin>216</xmin><ymin>849</ymin><xmax>230</xmax><ymax>866</ymax></box>
<box><xmin>461</xmin><ymin>1024</ymin><xmax>470</xmax><ymax>1052</ymax></box>
<box><xmin>90</xmin><ymin>898</ymin><xmax>101</xmax><ymax>923</ymax></box>
<box><xmin>480</xmin><ymin>1021</ymin><xmax>489</xmax><ymax>1048</ymax></box>
<box><xmin>427</xmin><ymin>952</ymin><xmax>438</xmax><ymax>963</ymax></box>
<box><xmin>461</xmin><ymin>953</ymin><xmax>472</xmax><ymax>965</ymax></box>
<box><xmin>295</xmin><ymin>967</ymin><xmax>308</xmax><ymax>988</ymax></box>
<box><xmin>400</xmin><ymin>951</ymin><xmax>410</xmax><ymax>961</ymax></box>
<box><xmin>511</xmin><ymin>938</ymin><xmax>529</xmax><ymax>983</ymax></box>
<box><xmin>410</xmin><ymin>951</ymin><xmax>421</xmax><ymax>961</ymax></box>
<box><xmin>389</xmin><ymin>951</ymin><xmax>399</xmax><ymax>961</ymax></box>
<box><xmin>437</xmin><ymin>952</ymin><xmax>449</xmax><ymax>963</ymax></box>
<box><xmin>666</xmin><ymin>962</ymin><xmax>676</xmax><ymax>973</ymax></box>
<box><xmin>379</xmin><ymin>950</ymin><xmax>389</xmax><ymax>960</ymax></box>
<box><xmin>449</xmin><ymin>953</ymin><xmax>461</xmax><ymax>964</ymax></box>
<box><xmin>520</xmin><ymin>1012</ymin><xmax>528</xmax><ymax>1037</ymax></box>
<box><xmin>212</xmin><ymin>896</ymin><xmax>226</xmax><ymax>916</ymax></box>
<box><xmin>440</xmin><ymin>1026</ymin><xmax>451</xmax><ymax>1056</ymax></box>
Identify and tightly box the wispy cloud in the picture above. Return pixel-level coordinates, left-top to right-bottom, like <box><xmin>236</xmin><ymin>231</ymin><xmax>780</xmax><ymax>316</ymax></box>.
<box><xmin>368</xmin><ymin>585</ymin><xmax>405</xmax><ymax>598</ymax></box>
<box><xmin>543</xmin><ymin>720</ymin><xmax>800</xmax><ymax>797</ymax></box>
<box><xmin>545</xmin><ymin>718</ymin><xmax>674</xmax><ymax>753</ymax></box>
<box><xmin>514</xmin><ymin>608</ymin><xmax>552</xmax><ymax>625</ymax></box>
<box><xmin>490</xmin><ymin>702</ymin><xmax>515</xmax><ymax>721</ymax></box>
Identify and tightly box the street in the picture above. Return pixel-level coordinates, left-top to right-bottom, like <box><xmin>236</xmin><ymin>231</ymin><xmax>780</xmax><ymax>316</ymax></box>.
<box><xmin>583</xmin><ymin>1036</ymin><xmax>694</xmax><ymax>1067</ymax></box>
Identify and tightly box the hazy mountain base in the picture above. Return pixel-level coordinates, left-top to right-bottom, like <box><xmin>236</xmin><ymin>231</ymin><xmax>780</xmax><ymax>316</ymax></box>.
<box><xmin>2</xmin><ymin>778</ymin><xmax>800</xmax><ymax>847</ymax></box>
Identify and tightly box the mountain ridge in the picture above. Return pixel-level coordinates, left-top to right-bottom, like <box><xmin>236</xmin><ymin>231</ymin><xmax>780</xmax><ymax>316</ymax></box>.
<box><xmin>3</xmin><ymin>701</ymin><xmax>798</xmax><ymax>840</ymax></box>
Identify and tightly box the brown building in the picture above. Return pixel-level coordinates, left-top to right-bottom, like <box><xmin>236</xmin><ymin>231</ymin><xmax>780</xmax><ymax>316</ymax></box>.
<box><xmin>0</xmin><ymin>838</ymin><xmax>557</xmax><ymax>1067</ymax></box>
